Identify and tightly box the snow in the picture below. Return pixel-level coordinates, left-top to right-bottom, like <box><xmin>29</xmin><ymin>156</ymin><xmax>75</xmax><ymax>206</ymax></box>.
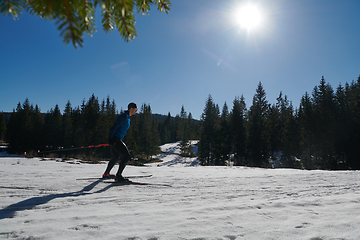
<box><xmin>1</xmin><ymin>142</ymin><xmax>360</xmax><ymax>240</ymax></box>
<box><xmin>151</xmin><ymin>141</ymin><xmax>199</xmax><ymax>167</ymax></box>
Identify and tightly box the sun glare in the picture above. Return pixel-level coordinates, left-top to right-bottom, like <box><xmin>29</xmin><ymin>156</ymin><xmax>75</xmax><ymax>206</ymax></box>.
<box><xmin>235</xmin><ymin>4</ymin><xmax>262</xmax><ymax>30</ymax></box>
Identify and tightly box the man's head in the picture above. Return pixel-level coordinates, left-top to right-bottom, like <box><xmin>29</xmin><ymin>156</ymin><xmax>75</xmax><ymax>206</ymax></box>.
<box><xmin>128</xmin><ymin>102</ymin><xmax>137</xmax><ymax>116</ymax></box>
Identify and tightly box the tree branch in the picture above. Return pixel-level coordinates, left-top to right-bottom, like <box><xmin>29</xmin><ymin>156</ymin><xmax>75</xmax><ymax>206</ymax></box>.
<box><xmin>64</xmin><ymin>0</ymin><xmax>76</xmax><ymax>46</ymax></box>
<box><xmin>46</xmin><ymin>0</ymin><xmax>52</xmax><ymax>14</ymax></box>
<box><xmin>157</xmin><ymin>0</ymin><xmax>171</xmax><ymax>13</ymax></box>
<box><xmin>121</xmin><ymin>0</ymin><xmax>131</xmax><ymax>39</ymax></box>
<box><xmin>84</xmin><ymin>0</ymin><xmax>89</xmax><ymax>32</ymax></box>
<box><xmin>7</xmin><ymin>0</ymin><xmax>12</xmax><ymax>13</ymax></box>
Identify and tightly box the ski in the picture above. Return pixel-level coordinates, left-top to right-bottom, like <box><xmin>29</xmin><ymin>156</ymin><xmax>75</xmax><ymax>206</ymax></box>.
<box><xmin>76</xmin><ymin>174</ymin><xmax>152</xmax><ymax>181</ymax></box>
<box><xmin>103</xmin><ymin>180</ymin><xmax>172</xmax><ymax>187</ymax></box>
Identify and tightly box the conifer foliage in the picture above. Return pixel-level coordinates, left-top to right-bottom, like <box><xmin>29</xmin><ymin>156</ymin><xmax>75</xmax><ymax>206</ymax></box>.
<box><xmin>1</xmin><ymin>0</ymin><xmax>171</xmax><ymax>48</ymax></box>
<box><xmin>198</xmin><ymin>76</ymin><xmax>360</xmax><ymax>170</ymax></box>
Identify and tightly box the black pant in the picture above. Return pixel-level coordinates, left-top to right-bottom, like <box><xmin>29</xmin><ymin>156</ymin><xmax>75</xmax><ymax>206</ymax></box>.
<box><xmin>104</xmin><ymin>137</ymin><xmax>131</xmax><ymax>176</ymax></box>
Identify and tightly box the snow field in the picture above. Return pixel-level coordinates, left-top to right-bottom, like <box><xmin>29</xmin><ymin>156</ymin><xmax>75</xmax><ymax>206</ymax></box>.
<box><xmin>1</xmin><ymin>143</ymin><xmax>360</xmax><ymax>240</ymax></box>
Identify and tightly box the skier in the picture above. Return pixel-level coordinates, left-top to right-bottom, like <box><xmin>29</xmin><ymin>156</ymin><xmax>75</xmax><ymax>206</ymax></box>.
<box><xmin>102</xmin><ymin>102</ymin><xmax>137</xmax><ymax>182</ymax></box>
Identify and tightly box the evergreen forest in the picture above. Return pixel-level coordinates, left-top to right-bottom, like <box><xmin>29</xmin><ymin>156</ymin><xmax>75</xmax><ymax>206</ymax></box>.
<box><xmin>1</xmin><ymin>75</ymin><xmax>360</xmax><ymax>170</ymax></box>
<box><xmin>198</xmin><ymin>76</ymin><xmax>360</xmax><ymax>170</ymax></box>
<box><xmin>1</xmin><ymin>95</ymin><xmax>199</xmax><ymax>161</ymax></box>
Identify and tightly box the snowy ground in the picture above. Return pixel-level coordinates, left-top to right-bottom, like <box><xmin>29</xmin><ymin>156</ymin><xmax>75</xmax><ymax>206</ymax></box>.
<box><xmin>1</xmin><ymin>142</ymin><xmax>360</xmax><ymax>240</ymax></box>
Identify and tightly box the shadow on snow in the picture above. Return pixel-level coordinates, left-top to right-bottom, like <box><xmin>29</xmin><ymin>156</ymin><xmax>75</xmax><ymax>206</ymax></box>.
<box><xmin>0</xmin><ymin>180</ymin><xmax>113</xmax><ymax>219</ymax></box>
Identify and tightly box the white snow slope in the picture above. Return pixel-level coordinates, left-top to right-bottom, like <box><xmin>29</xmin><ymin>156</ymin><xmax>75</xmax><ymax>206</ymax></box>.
<box><xmin>1</xmin><ymin>142</ymin><xmax>360</xmax><ymax>240</ymax></box>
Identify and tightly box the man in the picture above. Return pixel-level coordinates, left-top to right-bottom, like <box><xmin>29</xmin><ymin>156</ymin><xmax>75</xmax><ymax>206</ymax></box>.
<box><xmin>102</xmin><ymin>102</ymin><xmax>137</xmax><ymax>182</ymax></box>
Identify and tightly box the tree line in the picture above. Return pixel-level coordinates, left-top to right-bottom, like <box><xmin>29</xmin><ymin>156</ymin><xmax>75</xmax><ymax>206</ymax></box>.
<box><xmin>198</xmin><ymin>76</ymin><xmax>360</xmax><ymax>170</ymax></box>
<box><xmin>1</xmin><ymin>94</ymin><xmax>199</xmax><ymax>159</ymax></box>
<box><xmin>1</xmin><ymin>75</ymin><xmax>359</xmax><ymax>170</ymax></box>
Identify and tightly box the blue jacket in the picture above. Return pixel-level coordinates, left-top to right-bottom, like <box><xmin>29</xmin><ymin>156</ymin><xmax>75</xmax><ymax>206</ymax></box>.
<box><xmin>108</xmin><ymin>111</ymin><xmax>130</xmax><ymax>140</ymax></box>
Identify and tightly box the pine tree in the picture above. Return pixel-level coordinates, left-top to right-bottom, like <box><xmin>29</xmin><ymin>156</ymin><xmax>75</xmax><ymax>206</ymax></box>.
<box><xmin>312</xmin><ymin>76</ymin><xmax>337</xmax><ymax>168</ymax></box>
<box><xmin>187</xmin><ymin>112</ymin><xmax>197</xmax><ymax>140</ymax></box>
<box><xmin>150</xmin><ymin>116</ymin><xmax>161</xmax><ymax>157</ymax></box>
<box><xmin>159</xmin><ymin>112</ymin><xmax>173</xmax><ymax>144</ymax></box>
<box><xmin>267</xmin><ymin>92</ymin><xmax>300</xmax><ymax>168</ymax></box>
<box><xmin>6</xmin><ymin>99</ymin><xmax>38</xmax><ymax>153</ymax></box>
<box><xmin>138</xmin><ymin>104</ymin><xmax>160</xmax><ymax>159</ymax></box>
<box><xmin>177</xmin><ymin>106</ymin><xmax>187</xmax><ymax>141</ymax></box>
<box><xmin>298</xmin><ymin>92</ymin><xmax>316</xmax><ymax>169</ymax></box>
<box><xmin>124</xmin><ymin>112</ymin><xmax>140</xmax><ymax>156</ymax></box>
<box><xmin>216</xmin><ymin>102</ymin><xmax>231</xmax><ymax>165</ymax></box>
<box><xmin>6</xmin><ymin>105</ymin><xmax>21</xmax><ymax>153</ymax></box>
<box><xmin>230</xmin><ymin>96</ymin><xmax>247</xmax><ymax>166</ymax></box>
<box><xmin>83</xmin><ymin>94</ymin><xmax>101</xmax><ymax>145</ymax></box>
<box><xmin>71</xmin><ymin>106</ymin><xmax>84</xmax><ymax>147</ymax></box>
<box><xmin>32</xmin><ymin>105</ymin><xmax>44</xmax><ymax>151</ymax></box>
<box><xmin>198</xmin><ymin>95</ymin><xmax>220</xmax><ymax>165</ymax></box>
<box><xmin>178</xmin><ymin>106</ymin><xmax>193</xmax><ymax>157</ymax></box>
<box><xmin>62</xmin><ymin>101</ymin><xmax>73</xmax><ymax>148</ymax></box>
<box><xmin>267</xmin><ymin>92</ymin><xmax>284</xmax><ymax>157</ymax></box>
<box><xmin>44</xmin><ymin>105</ymin><xmax>63</xmax><ymax>149</ymax></box>
<box><xmin>334</xmin><ymin>83</ymin><xmax>349</xmax><ymax>167</ymax></box>
<box><xmin>0</xmin><ymin>112</ymin><xmax>6</xmax><ymax>141</ymax></box>
<box><xmin>21</xmin><ymin>99</ymin><xmax>34</xmax><ymax>152</ymax></box>
<box><xmin>103</xmin><ymin>97</ymin><xmax>117</xmax><ymax>143</ymax></box>
<box><xmin>343</xmin><ymin>76</ymin><xmax>360</xmax><ymax>169</ymax></box>
<box><xmin>139</xmin><ymin>104</ymin><xmax>152</xmax><ymax>158</ymax></box>
<box><xmin>173</xmin><ymin>114</ymin><xmax>181</xmax><ymax>141</ymax></box>
<box><xmin>248</xmin><ymin>82</ymin><xmax>270</xmax><ymax>167</ymax></box>
<box><xmin>281</xmin><ymin>101</ymin><xmax>300</xmax><ymax>168</ymax></box>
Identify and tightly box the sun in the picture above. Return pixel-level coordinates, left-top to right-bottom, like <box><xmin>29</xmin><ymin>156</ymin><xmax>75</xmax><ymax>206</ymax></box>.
<box><xmin>235</xmin><ymin>4</ymin><xmax>262</xmax><ymax>30</ymax></box>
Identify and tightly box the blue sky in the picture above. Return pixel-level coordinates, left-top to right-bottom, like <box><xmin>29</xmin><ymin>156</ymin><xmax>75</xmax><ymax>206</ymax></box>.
<box><xmin>1</xmin><ymin>0</ymin><xmax>360</xmax><ymax>120</ymax></box>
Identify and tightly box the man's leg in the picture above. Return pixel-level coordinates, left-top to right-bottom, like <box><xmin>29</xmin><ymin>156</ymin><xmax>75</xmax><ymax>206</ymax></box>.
<box><xmin>103</xmin><ymin>141</ymin><xmax>122</xmax><ymax>177</ymax></box>
<box><xmin>115</xmin><ymin>140</ymin><xmax>131</xmax><ymax>178</ymax></box>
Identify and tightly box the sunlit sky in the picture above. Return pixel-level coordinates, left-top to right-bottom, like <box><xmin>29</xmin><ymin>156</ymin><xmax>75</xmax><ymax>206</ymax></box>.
<box><xmin>1</xmin><ymin>0</ymin><xmax>360</xmax><ymax>120</ymax></box>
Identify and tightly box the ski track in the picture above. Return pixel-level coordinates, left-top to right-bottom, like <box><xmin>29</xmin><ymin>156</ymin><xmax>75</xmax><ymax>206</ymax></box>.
<box><xmin>0</xmin><ymin>156</ymin><xmax>360</xmax><ymax>240</ymax></box>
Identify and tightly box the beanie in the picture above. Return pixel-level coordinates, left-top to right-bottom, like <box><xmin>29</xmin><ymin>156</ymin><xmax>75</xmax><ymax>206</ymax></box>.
<box><xmin>128</xmin><ymin>102</ymin><xmax>137</xmax><ymax>110</ymax></box>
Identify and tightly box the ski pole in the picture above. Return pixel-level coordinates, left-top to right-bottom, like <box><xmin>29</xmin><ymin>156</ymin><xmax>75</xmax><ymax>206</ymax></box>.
<box><xmin>38</xmin><ymin>143</ymin><xmax>109</xmax><ymax>154</ymax></box>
